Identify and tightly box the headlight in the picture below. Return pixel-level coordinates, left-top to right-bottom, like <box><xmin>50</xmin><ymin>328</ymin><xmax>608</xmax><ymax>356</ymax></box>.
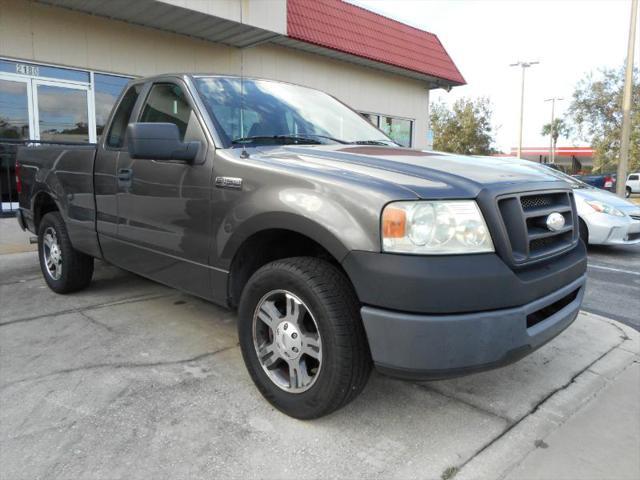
<box><xmin>585</xmin><ymin>200</ymin><xmax>625</xmax><ymax>217</ymax></box>
<box><xmin>381</xmin><ymin>200</ymin><xmax>494</xmax><ymax>254</ymax></box>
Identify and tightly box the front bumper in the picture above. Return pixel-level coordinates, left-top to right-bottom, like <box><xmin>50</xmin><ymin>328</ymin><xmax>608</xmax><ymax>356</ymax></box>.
<box><xmin>361</xmin><ymin>275</ymin><xmax>586</xmax><ymax>380</ymax></box>
<box><xmin>584</xmin><ymin>212</ymin><xmax>640</xmax><ymax>245</ymax></box>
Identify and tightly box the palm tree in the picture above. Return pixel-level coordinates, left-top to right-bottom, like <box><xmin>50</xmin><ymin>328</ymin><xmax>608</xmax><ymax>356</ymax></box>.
<box><xmin>541</xmin><ymin>118</ymin><xmax>570</xmax><ymax>156</ymax></box>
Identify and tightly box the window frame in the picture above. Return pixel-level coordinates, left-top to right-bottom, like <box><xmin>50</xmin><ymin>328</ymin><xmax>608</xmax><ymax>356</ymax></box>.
<box><xmin>103</xmin><ymin>81</ymin><xmax>147</xmax><ymax>151</ymax></box>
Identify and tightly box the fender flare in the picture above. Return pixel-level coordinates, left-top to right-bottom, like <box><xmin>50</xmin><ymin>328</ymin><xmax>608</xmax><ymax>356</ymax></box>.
<box><xmin>219</xmin><ymin>211</ymin><xmax>352</xmax><ymax>270</ymax></box>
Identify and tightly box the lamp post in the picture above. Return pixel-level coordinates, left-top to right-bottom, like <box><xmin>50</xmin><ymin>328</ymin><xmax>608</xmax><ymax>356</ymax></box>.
<box><xmin>544</xmin><ymin>97</ymin><xmax>563</xmax><ymax>164</ymax></box>
<box><xmin>510</xmin><ymin>61</ymin><xmax>539</xmax><ymax>158</ymax></box>
<box><xmin>616</xmin><ymin>0</ymin><xmax>638</xmax><ymax>197</ymax></box>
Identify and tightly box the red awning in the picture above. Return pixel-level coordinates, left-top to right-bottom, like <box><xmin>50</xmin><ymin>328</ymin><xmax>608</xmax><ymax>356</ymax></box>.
<box><xmin>287</xmin><ymin>0</ymin><xmax>465</xmax><ymax>86</ymax></box>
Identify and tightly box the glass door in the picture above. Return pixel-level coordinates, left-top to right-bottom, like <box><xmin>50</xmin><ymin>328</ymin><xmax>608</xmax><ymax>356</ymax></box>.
<box><xmin>0</xmin><ymin>74</ymin><xmax>32</xmax><ymax>213</ymax></box>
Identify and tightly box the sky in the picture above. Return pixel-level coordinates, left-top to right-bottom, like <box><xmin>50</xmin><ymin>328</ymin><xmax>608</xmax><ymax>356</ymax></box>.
<box><xmin>351</xmin><ymin>0</ymin><xmax>638</xmax><ymax>153</ymax></box>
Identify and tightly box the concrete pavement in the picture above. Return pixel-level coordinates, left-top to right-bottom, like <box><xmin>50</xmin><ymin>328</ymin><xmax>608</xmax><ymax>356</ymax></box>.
<box><xmin>0</xmin><ymin>218</ymin><xmax>639</xmax><ymax>479</ymax></box>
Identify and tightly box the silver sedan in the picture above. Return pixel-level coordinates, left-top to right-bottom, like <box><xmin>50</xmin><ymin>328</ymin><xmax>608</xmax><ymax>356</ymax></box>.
<box><xmin>524</xmin><ymin>164</ymin><xmax>640</xmax><ymax>245</ymax></box>
<box><xmin>475</xmin><ymin>157</ymin><xmax>640</xmax><ymax>246</ymax></box>
<box><xmin>573</xmin><ymin>184</ymin><xmax>640</xmax><ymax>245</ymax></box>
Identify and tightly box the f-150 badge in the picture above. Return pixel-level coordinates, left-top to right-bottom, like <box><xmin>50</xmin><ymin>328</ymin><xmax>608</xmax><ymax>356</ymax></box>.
<box><xmin>215</xmin><ymin>177</ymin><xmax>243</xmax><ymax>190</ymax></box>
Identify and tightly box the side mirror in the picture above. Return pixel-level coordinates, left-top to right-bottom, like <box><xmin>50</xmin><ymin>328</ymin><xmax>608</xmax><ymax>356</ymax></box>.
<box><xmin>126</xmin><ymin>122</ymin><xmax>200</xmax><ymax>162</ymax></box>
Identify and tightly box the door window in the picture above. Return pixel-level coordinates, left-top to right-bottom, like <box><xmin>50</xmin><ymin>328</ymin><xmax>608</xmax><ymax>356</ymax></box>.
<box><xmin>140</xmin><ymin>83</ymin><xmax>194</xmax><ymax>141</ymax></box>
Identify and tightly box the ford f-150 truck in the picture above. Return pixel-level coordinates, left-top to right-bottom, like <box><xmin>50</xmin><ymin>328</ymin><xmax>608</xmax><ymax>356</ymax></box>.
<box><xmin>16</xmin><ymin>74</ymin><xmax>587</xmax><ymax>419</ymax></box>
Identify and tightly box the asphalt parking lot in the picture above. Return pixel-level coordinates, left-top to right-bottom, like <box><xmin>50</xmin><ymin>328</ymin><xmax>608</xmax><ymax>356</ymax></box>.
<box><xmin>1</xmin><ymin>217</ymin><xmax>639</xmax><ymax>479</ymax></box>
<box><xmin>583</xmin><ymin>242</ymin><xmax>640</xmax><ymax>331</ymax></box>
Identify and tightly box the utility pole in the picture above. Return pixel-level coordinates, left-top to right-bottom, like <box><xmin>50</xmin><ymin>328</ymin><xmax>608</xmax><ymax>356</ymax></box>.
<box><xmin>616</xmin><ymin>0</ymin><xmax>638</xmax><ymax>197</ymax></box>
<box><xmin>544</xmin><ymin>97</ymin><xmax>563</xmax><ymax>164</ymax></box>
<box><xmin>510</xmin><ymin>61</ymin><xmax>539</xmax><ymax>158</ymax></box>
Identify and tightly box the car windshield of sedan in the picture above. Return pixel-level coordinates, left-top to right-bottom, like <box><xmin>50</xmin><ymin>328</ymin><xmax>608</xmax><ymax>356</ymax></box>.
<box><xmin>194</xmin><ymin>77</ymin><xmax>396</xmax><ymax>148</ymax></box>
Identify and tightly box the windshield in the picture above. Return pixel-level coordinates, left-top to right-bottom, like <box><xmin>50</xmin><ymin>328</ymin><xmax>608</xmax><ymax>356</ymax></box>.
<box><xmin>194</xmin><ymin>77</ymin><xmax>395</xmax><ymax>147</ymax></box>
<box><xmin>537</xmin><ymin>166</ymin><xmax>591</xmax><ymax>189</ymax></box>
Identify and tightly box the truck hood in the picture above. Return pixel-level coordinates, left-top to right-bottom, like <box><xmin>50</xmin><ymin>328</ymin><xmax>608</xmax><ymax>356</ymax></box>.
<box><xmin>252</xmin><ymin>145</ymin><xmax>568</xmax><ymax>198</ymax></box>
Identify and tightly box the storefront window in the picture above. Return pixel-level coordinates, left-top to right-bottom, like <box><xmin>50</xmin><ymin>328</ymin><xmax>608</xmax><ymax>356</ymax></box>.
<box><xmin>380</xmin><ymin>116</ymin><xmax>412</xmax><ymax>147</ymax></box>
<box><xmin>361</xmin><ymin>113</ymin><xmax>380</xmax><ymax>127</ymax></box>
<box><xmin>94</xmin><ymin>73</ymin><xmax>131</xmax><ymax>136</ymax></box>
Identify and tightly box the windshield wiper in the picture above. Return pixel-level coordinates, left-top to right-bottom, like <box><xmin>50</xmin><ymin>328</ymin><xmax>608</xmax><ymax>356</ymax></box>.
<box><xmin>231</xmin><ymin>134</ymin><xmax>346</xmax><ymax>146</ymax></box>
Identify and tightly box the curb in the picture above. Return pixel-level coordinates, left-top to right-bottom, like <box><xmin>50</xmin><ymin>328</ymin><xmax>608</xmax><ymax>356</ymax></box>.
<box><xmin>454</xmin><ymin>313</ymin><xmax>639</xmax><ymax>480</ymax></box>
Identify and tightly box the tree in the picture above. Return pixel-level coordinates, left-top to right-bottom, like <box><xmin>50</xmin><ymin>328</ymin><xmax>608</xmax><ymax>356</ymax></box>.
<box><xmin>567</xmin><ymin>67</ymin><xmax>639</xmax><ymax>172</ymax></box>
<box><xmin>430</xmin><ymin>97</ymin><xmax>496</xmax><ymax>155</ymax></box>
<box><xmin>541</xmin><ymin>118</ymin><xmax>570</xmax><ymax>153</ymax></box>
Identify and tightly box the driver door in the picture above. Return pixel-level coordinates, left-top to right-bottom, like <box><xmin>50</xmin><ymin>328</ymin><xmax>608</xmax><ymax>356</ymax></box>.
<box><xmin>114</xmin><ymin>81</ymin><xmax>213</xmax><ymax>298</ymax></box>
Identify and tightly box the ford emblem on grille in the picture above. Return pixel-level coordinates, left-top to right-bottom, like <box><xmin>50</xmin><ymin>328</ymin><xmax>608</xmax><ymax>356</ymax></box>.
<box><xmin>546</xmin><ymin>212</ymin><xmax>565</xmax><ymax>232</ymax></box>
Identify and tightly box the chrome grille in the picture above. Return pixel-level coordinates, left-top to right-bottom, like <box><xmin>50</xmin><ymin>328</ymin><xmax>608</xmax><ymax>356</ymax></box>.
<box><xmin>497</xmin><ymin>191</ymin><xmax>578</xmax><ymax>265</ymax></box>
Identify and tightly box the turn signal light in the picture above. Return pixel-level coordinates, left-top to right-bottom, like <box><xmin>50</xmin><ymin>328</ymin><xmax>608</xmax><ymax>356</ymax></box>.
<box><xmin>382</xmin><ymin>206</ymin><xmax>406</xmax><ymax>238</ymax></box>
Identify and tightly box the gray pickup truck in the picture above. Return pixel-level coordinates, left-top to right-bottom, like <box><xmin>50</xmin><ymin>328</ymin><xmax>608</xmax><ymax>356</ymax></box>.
<box><xmin>16</xmin><ymin>74</ymin><xmax>587</xmax><ymax>419</ymax></box>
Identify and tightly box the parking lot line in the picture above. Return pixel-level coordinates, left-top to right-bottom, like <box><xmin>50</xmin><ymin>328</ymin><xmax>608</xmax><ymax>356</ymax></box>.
<box><xmin>587</xmin><ymin>263</ymin><xmax>640</xmax><ymax>276</ymax></box>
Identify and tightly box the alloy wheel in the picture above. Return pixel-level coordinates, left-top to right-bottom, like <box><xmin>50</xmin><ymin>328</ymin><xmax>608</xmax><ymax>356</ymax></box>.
<box><xmin>43</xmin><ymin>227</ymin><xmax>63</xmax><ymax>280</ymax></box>
<box><xmin>252</xmin><ymin>290</ymin><xmax>322</xmax><ymax>393</ymax></box>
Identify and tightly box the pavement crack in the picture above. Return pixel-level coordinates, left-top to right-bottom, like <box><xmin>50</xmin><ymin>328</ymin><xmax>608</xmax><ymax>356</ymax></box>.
<box><xmin>416</xmin><ymin>383</ymin><xmax>511</xmax><ymax>423</ymax></box>
<box><xmin>0</xmin><ymin>292</ymin><xmax>172</xmax><ymax>327</ymax></box>
<box><xmin>76</xmin><ymin>310</ymin><xmax>116</xmax><ymax>333</ymax></box>
<box><xmin>446</xmin><ymin>337</ymin><xmax>626</xmax><ymax>479</ymax></box>
<box><xmin>0</xmin><ymin>345</ymin><xmax>238</xmax><ymax>392</ymax></box>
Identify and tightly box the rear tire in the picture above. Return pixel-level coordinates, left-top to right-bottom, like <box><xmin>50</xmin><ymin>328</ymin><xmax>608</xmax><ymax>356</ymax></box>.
<box><xmin>579</xmin><ymin>218</ymin><xmax>589</xmax><ymax>245</ymax></box>
<box><xmin>626</xmin><ymin>186</ymin><xmax>632</xmax><ymax>198</ymax></box>
<box><xmin>38</xmin><ymin>212</ymin><xmax>94</xmax><ymax>293</ymax></box>
<box><xmin>238</xmin><ymin>257</ymin><xmax>371</xmax><ymax>419</ymax></box>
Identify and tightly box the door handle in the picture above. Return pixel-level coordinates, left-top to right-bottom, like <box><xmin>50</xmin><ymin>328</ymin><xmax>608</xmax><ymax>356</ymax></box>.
<box><xmin>117</xmin><ymin>168</ymin><xmax>132</xmax><ymax>188</ymax></box>
<box><xmin>117</xmin><ymin>168</ymin><xmax>132</xmax><ymax>181</ymax></box>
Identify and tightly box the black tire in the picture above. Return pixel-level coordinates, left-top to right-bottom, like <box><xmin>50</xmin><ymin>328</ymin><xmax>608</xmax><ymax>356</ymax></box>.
<box><xmin>579</xmin><ymin>218</ymin><xmax>589</xmax><ymax>245</ymax></box>
<box><xmin>626</xmin><ymin>187</ymin><xmax>632</xmax><ymax>198</ymax></box>
<box><xmin>238</xmin><ymin>257</ymin><xmax>371</xmax><ymax>419</ymax></box>
<box><xmin>38</xmin><ymin>211</ymin><xmax>94</xmax><ymax>293</ymax></box>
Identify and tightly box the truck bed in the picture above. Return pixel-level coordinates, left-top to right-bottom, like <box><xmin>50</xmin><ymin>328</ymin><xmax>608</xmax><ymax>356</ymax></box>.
<box><xmin>17</xmin><ymin>142</ymin><xmax>101</xmax><ymax>258</ymax></box>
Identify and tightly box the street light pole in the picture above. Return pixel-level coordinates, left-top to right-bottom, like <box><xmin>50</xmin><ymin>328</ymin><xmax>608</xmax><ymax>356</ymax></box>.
<box><xmin>510</xmin><ymin>61</ymin><xmax>539</xmax><ymax>158</ymax></box>
<box><xmin>545</xmin><ymin>97</ymin><xmax>563</xmax><ymax>164</ymax></box>
<box><xmin>616</xmin><ymin>0</ymin><xmax>638</xmax><ymax>197</ymax></box>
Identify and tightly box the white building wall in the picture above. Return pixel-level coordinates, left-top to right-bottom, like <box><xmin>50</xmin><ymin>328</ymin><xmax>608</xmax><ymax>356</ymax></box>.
<box><xmin>157</xmin><ymin>0</ymin><xmax>288</xmax><ymax>35</ymax></box>
<box><xmin>0</xmin><ymin>0</ymin><xmax>429</xmax><ymax>148</ymax></box>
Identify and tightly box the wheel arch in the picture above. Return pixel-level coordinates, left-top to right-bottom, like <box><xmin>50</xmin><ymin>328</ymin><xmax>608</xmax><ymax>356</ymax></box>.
<box><xmin>224</xmin><ymin>215</ymin><xmax>358</xmax><ymax>308</ymax></box>
<box><xmin>32</xmin><ymin>190</ymin><xmax>61</xmax><ymax>231</ymax></box>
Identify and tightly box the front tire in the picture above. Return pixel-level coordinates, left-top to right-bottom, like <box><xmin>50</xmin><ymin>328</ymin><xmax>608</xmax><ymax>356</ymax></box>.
<box><xmin>238</xmin><ymin>257</ymin><xmax>371</xmax><ymax>419</ymax></box>
<box><xmin>626</xmin><ymin>187</ymin><xmax>632</xmax><ymax>198</ymax></box>
<box><xmin>579</xmin><ymin>218</ymin><xmax>589</xmax><ymax>245</ymax></box>
<box><xmin>38</xmin><ymin>212</ymin><xmax>94</xmax><ymax>293</ymax></box>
